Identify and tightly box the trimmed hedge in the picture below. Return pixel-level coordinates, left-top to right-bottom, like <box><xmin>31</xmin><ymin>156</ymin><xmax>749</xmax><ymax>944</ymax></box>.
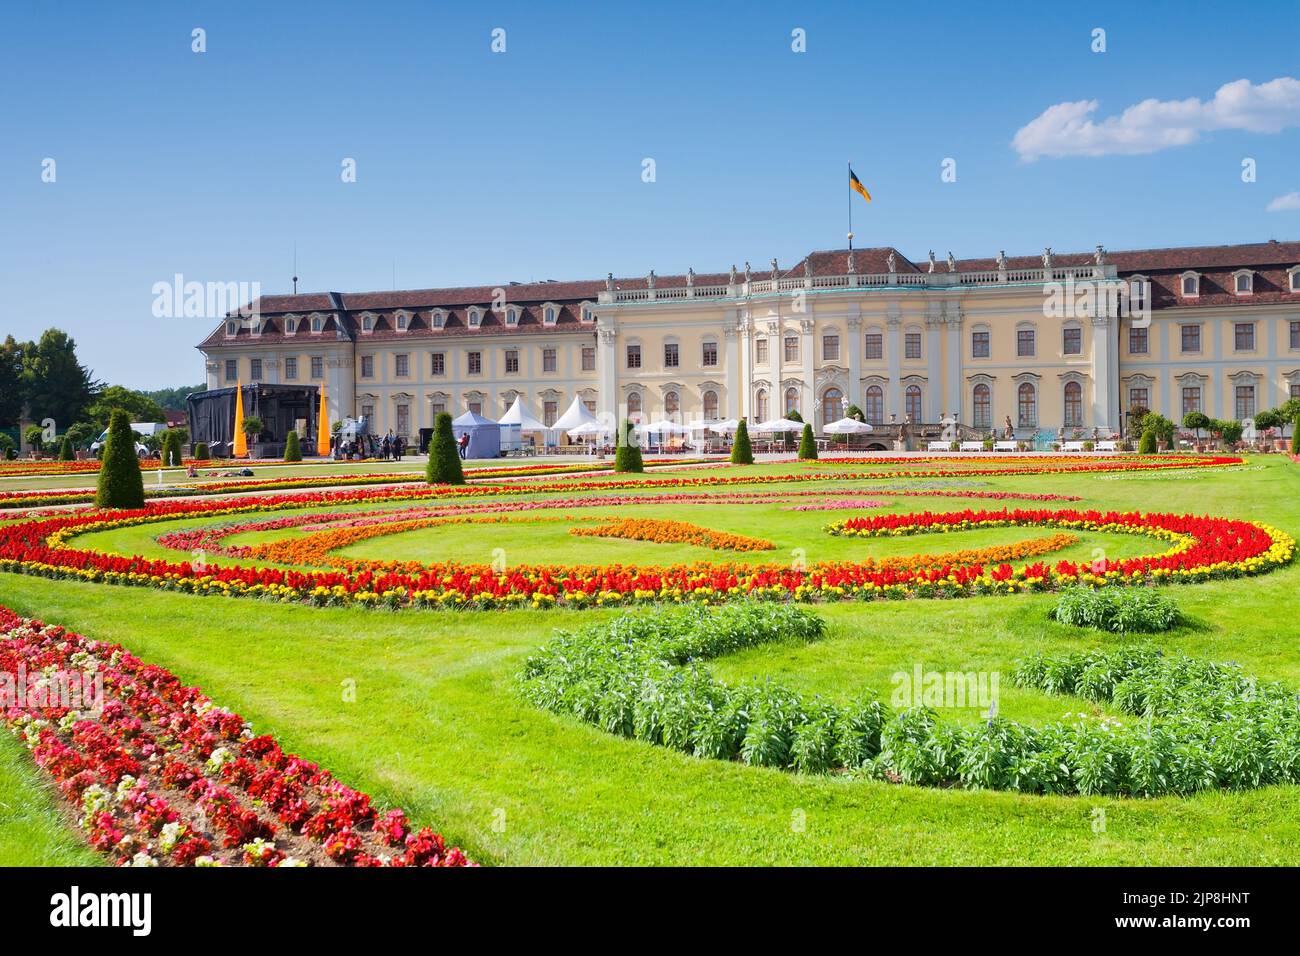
<box><xmin>1292</xmin><ymin>415</ymin><xmax>1299</xmax><ymax>456</ymax></box>
<box><xmin>730</xmin><ymin>419</ymin><xmax>753</xmax><ymax>464</ymax></box>
<box><xmin>613</xmin><ymin>418</ymin><xmax>643</xmax><ymax>473</ymax></box>
<box><xmin>283</xmin><ymin>430</ymin><xmax>303</xmax><ymax>462</ymax></box>
<box><xmin>95</xmin><ymin>410</ymin><xmax>146</xmax><ymax>509</ymax></box>
<box><xmin>58</xmin><ymin>436</ymin><xmax>74</xmax><ymax>461</ymax></box>
<box><xmin>426</xmin><ymin>412</ymin><xmax>464</xmax><ymax>485</ymax></box>
<box><xmin>797</xmin><ymin>423</ymin><xmax>817</xmax><ymax>460</ymax></box>
<box><xmin>193</xmin><ymin>442</ymin><xmax>210</xmax><ymax>461</ymax></box>
<box><xmin>1138</xmin><ymin>429</ymin><xmax>1157</xmax><ymax>454</ymax></box>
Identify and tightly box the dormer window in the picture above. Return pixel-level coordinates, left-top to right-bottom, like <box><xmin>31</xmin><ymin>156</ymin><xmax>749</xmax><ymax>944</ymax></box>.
<box><xmin>396</xmin><ymin>311</ymin><xmax>409</xmax><ymax>331</ymax></box>
<box><xmin>1127</xmin><ymin>276</ymin><xmax>1148</xmax><ymax>311</ymax></box>
<box><xmin>1179</xmin><ymin>271</ymin><xmax>1200</xmax><ymax>297</ymax></box>
<box><xmin>543</xmin><ymin>305</ymin><xmax>558</xmax><ymax>326</ymax></box>
<box><xmin>580</xmin><ymin>303</ymin><xmax>595</xmax><ymax>324</ymax></box>
<box><xmin>505</xmin><ymin>307</ymin><xmax>519</xmax><ymax>326</ymax></box>
<box><xmin>1232</xmin><ymin>270</ymin><xmax>1254</xmax><ymax>295</ymax></box>
<box><xmin>310</xmin><ymin>314</ymin><xmax>323</xmax><ymax>333</ymax></box>
<box><xmin>468</xmin><ymin>308</ymin><xmax>482</xmax><ymax>328</ymax></box>
<box><xmin>284</xmin><ymin>316</ymin><xmax>296</xmax><ymax>334</ymax></box>
<box><xmin>361</xmin><ymin>314</ymin><xmax>374</xmax><ymax>333</ymax></box>
<box><xmin>225</xmin><ymin>319</ymin><xmax>238</xmax><ymax>337</ymax></box>
<box><xmin>432</xmin><ymin>310</ymin><xmax>446</xmax><ymax>329</ymax></box>
<box><xmin>1288</xmin><ymin>265</ymin><xmax>1300</xmax><ymax>292</ymax></box>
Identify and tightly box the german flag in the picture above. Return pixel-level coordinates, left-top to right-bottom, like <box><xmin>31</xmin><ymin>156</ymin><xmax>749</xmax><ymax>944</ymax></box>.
<box><xmin>849</xmin><ymin>167</ymin><xmax>872</xmax><ymax>202</ymax></box>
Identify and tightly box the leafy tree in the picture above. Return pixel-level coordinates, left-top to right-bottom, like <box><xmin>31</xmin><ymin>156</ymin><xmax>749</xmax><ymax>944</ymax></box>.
<box><xmin>283</xmin><ymin>430</ymin><xmax>303</xmax><ymax>462</ymax></box>
<box><xmin>18</xmin><ymin>329</ymin><xmax>100</xmax><ymax>428</ymax></box>
<box><xmin>614</xmin><ymin>418</ymin><xmax>644</xmax><ymax>473</ymax></box>
<box><xmin>64</xmin><ymin>421</ymin><xmax>98</xmax><ymax>450</ymax></box>
<box><xmin>0</xmin><ymin>336</ymin><xmax>23</xmax><ymax>428</ymax></box>
<box><xmin>58</xmin><ymin>435</ymin><xmax>74</xmax><ymax>460</ymax></box>
<box><xmin>140</xmin><ymin>385</ymin><xmax>204</xmax><ymax>412</ymax></box>
<box><xmin>96</xmin><ymin>410</ymin><xmax>145</xmax><ymax>509</ymax></box>
<box><xmin>1211</xmin><ymin>419</ymin><xmax>1243</xmax><ymax>447</ymax></box>
<box><xmin>84</xmin><ymin>385</ymin><xmax>166</xmax><ymax>429</ymax></box>
<box><xmin>1253</xmin><ymin>408</ymin><xmax>1282</xmax><ymax>434</ymax></box>
<box><xmin>241</xmin><ymin>416</ymin><xmax>263</xmax><ymax>440</ymax></box>
<box><xmin>1182</xmin><ymin>411</ymin><xmax>1210</xmax><ymax>440</ymax></box>
<box><xmin>0</xmin><ymin>434</ymin><xmax>13</xmax><ymax>460</ymax></box>
<box><xmin>23</xmin><ymin>424</ymin><xmax>46</xmax><ymax>454</ymax></box>
<box><xmin>730</xmin><ymin>419</ymin><xmax>753</xmax><ymax>464</ymax></box>
<box><xmin>1139</xmin><ymin>412</ymin><xmax>1175</xmax><ymax>446</ymax></box>
<box><xmin>426</xmin><ymin>412</ymin><xmax>464</xmax><ymax>484</ymax></box>
<box><xmin>797</xmin><ymin>423</ymin><xmax>818</xmax><ymax>460</ymax></box>
<box><xmin>1292</xmin><ymin>416</ymin><xmax>1300</xmax><ymax>456</ymax></box>
<box><xmin>843</xmin><ymin>404</ymin><xmax>864</xmax><ymax>422</ymax></box>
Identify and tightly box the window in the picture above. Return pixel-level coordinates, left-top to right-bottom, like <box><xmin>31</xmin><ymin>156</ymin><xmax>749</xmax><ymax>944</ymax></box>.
<box><xmin>361</xmin><ymin>404</ymin><xmax>374</xmax><ymax>422</ymax></box>
<box><xmin>1181</xmin><ymin>273</ymin><xmax>1199</xmax><ymax>296</ymax></box>
<box><xmin>284</xmin><ymin>317</ymin><xmax>296</xmax><ymax>334</ymax></box>
<box><xmin>627</xmin><ymin>392</ymin><xmax>642</xmax><ymax>416</ymax></box>
<box><xmin>1291</xmin><ymin>321</ymin><xmax>1300</xmax><ymax>350</ymax></box>
<box><xmin>1292</xmin><ymin>383</ymin><xmax>1300</xmax><ymax>402</ymax></box>
<box><xmin>1234</xmin><ymin>322</ymin><xmax>1255</xmax><ymax>351</ymax></box>
<box><xmin>821</xmin><ymin>388</ymin><xmax>843</xmax><ymax>424</ymax></box>
<box><xmin>665</xmin><ymin>391</ymin><xmax>680</xmax><ymax>418</ymax></box>
<box><xmin>468</xmin><ymin>309</ymin><xmax>482</xmax><ymax>328</ymax></box>
<box><xmin>431</xmin><ymin>400</ymin><xmax>447</xmax><ymax>417</ymax></box>
<box><xmin>311</xmin><ymin>315</ymin><xmax>323</xmax><ymax>333</ymax></box>
<box><xmin>583</xmin><ymin>398</ymin><xmax>596</xmax><ymax>414</ymax></box>
<box><xmin>543</xmin><ymin>348</ymin><xmax>557</xmax><ymax>373</ymax></box>
<box><xmin>865</xmin><ymin>333</ymin><xmax>883</xmax><ymax>360</ymax></box>
<box><xmin>1063</xmin><ymin>327</ymin><xmax>1081</xmax><ymax>355</ymax></box>
<box><xmin>1235</xmin><ymin>385</ymin><xmax>1256</xmax><ymax>420</ymax></box>
<box><xmin>972</xmin><ymin>384</ymin><xmax>991</xmax><ymax>429</ymax></box>
<box><xmin>431</xmin><ymin>352</ymin><xmax>445</xmax><ymax>376</ymax></box>
<box><xmin>505</xmin><ymin>308</ymin><xmax>519</xmax><ymax>327</ymax></box>
<box><xmin>664</xmin><ymin>343</ymin><xmax>679</xmax><ymax>368</ymax></box>
<box><xmin>1181</xmin><ymin>386</ymin><xmax>1202</xmax><ymax>417</ymax></box>
<box><xmin>469</xmin><ymin>400</ymin><xmax>482</xmax><ymax>416</ymax></box>
<box><xmin>755</xmin><ymin>339</ymin><xmax>769</xmax><ymax>364</ymax></box>
<box><xmin>225</xmin><ymin>320</ymin><xmax>237</xmax><ymax>337</ymax></box>
<box><xmin>1292</xmin><ymin>270</ymin><xmax>1300</xmax><ymax>292</ymax></box>
<box><xmin>396</xmin><ymin>313</ymin><xmax>408</xmax><ymax>331</ymax></box>
<box><xmin>543</xmin><ymin>401</ymin><xmax>557</xmax><ymax>426</ymax></box>
<box><xmin>822</xmin><ymin>334</ymin><xmax>840</xmax><ymax>361</ymax></box>
<box><xmin>1234</xmin><ymin>271</ymin><xmax>1253</xmax><ymax>295</ymax></box>
<box><xmin>543</xmin><ymin>306</ymin><xmax>557</xmax><ymax>326</ymax></box>
<box><xmin>1128</xmin><ymin>326</ymin><xmax>1148</xmax><ymax>355</ymax></box>
<box><xmin>1128</xmin><ymin>278</ymin><xmax>1147</xmax><ymax>312</ymax></box>
<box><xmin>505</xmin><ymin>350</ymin><xmax>519</xmax><ymax>374</ymax></box>
<box><xmin>1128</xmin><ymin>388</ymin><xmax>1149</xmax><ymax>412</ymax></box>
<box><xmin>971</xmin><ymin>330</ymin><xmax>989</xmax><ymax>358</ymax></box>
<box><xmin>627</xmin><ymin>344</ymin><xmax>641</xmax><ymax>369</ymax></box>
<box><xmin>1181</xmin><ymin>324</ymin><xmax>1201</xmax><ymax>353</ymax></box>
<box><xmin>244</xmin><ymin>358</ymin><xmax>259</xmax><ymax>381</ymax></box>
<box><xmin>1017</xmin><ymin>328</ymin><xmax>1036</xmax><ymax>358</ymax></box>
<box><xmin>784</xmin><ymin>387</ymin><xmax>799</xmax><ymax>416</ymax></box>
<box><xmin>702</xmin><ymin>341</ymin><xmax>718</xmax><ymax>367</ymax></box>
<box><xmin>1063</xmin><ymin>382</ymin><xmax>1083</xmax><ymax>428</ymax></box>
<box><xmin>396</xmin><ymin>404</ymin><xmax>410</xmax><ymax>436</ymax></box>
<box><xmin>1017</xmin><ymin>383</ymin><xmax>1037</xmax><ymax>428</ymax></box>
<box><xmin>361</xmin><ymin>315</ymin><xmax>374</xmax><ymax>333</ymax></box>
<box><xmin>904</xmin><ymin>332</ymin><xmax>921</xmax><ymax>360</ymax></box>
<box><xmin>905</xmin><ymin>385</ymin><xmax>922</xmax><ymax>422</ymax></box>
<box><xmin>467</xmin><ymin>351</ymin><xmax>482</xmax><ymax>375</ymax></box>
<box><xmin>224</xmin><ymin>359</ymin><xmax>237</xmax><ymax>382</ymax></box>
<box><xmin>864</xmin><ymin>386</ymin><xmax>884</xmax><ymax>424</ymax></box>
<box><xmin>432</xmin><ymin>311</ymin><xmax>446</xmax><ymax>329</ymax></box>
<box><xmin>581</xmin><ymin>305</ymin><xmax>595</xmax><ymax>323</ymax></box>
<box><xmin>784</xmin><ymin>336</ymin><xmax>799</xmax><ymax>363</ymax></box>
<box><xmin>581</xmin><ymin>346</ymin><xmax>595</xmax><ymax>371</ymax></box>
<box><xmin>284</xmin><ymin>357</ymin><xmax>298</xmax><ymax>380</ymax></box>
<box><xmin>755</xmin><ymin>389</ymin><xmax>769</xmax><ymax>422</ymax></box>
<box><xmin>310</xmin><ymin>357</ymin><xmax>323</xmax><ymax>379</ymax></box>
<box><xmin>360</xmin><ymin>355</ymin><xmax>374</xmax><ymax>378</ymax></box>
<box><xmin>395</xmin><ymin>354</ymin><xmax>409</xmax><ymax>378</ymax></box>
<box><xmin>703</xmin><ymin>390</ymin><xmax>719</xmax><ymax>420</ymax></box>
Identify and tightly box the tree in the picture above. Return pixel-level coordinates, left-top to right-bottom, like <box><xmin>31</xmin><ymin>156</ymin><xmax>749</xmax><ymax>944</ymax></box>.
<box><xmin>64</xmin><ymin>421</ymin><xmax>98</xmax><ymax>450</ymax></box>
<box><xmin>84</xmin><ymin>386</ymin><xmax>166</xmax><ymax>430</ymax></box>
<box><xmin>1182</xmin><ymin>411</ymin><xmax>1210</xmax><ymax>440</ymax></box>
<box><xmin>283</xmin><ymin>430</ymin><xmax>303</xmax><ymax>462</ymax></box>
<box><xmin>797</xmin><ymin>423</ymin><xmax>818</xmax><ymax>460</ymax></box>
<box><xmin>193</xmin><ymin>442</ymin><xmax>211</xmax><ymax>461</ymax></box>
<box><xmin>159</xmin><ymin>431</ymin><xmax>183</xmax><ymax>466</ymax></box>
<box><xmin>58</xmin><ymin>435</ymin><xmax>74</xmax><ymax>460</ymax></box>
<box><xmin>614</xmin><ymin>419</ymin><xmax>644</xmax><ymax>473</ymax></box>
<box><xmin>0</xmin><ymin>434</ymin><xmax>13</xmax><ymax>460</ymax></box>
<box><xmin>730</xmin><ymin>419</ymin><xmax>753</xmax><ymax>464</ymax></box>
<box><xmin>844</xmin><ymin>404</ymin><xmax>864</xmax><ymax>422</ymax></box>
<box><xmin>140</xmin><ymin>385</ymin><xmax>204</xmax><ymax>412</ymax></box>
<box><xmin>1292</xmin><ymin>416</ymin><xmax>1300</xmax><ymax>457</ymax></box>
<box><xmin>1138</xmin><ymin>429</ymin><xmax>1157</xmax><ymax>454</ymax></box>
<box><xmin>23</xmin><ymin>424</ymin><xmax>46</xmax><ymax>454</ymax></box>
<box><xmin>18</xmin><ymin>329</ymin><xmax>100</xmax><ymax>428</ymax></box>
<box><xmin>0</xmin><ymin>336</ymin><xmax>23</xmax><ymax>428</ymax></box>
<box><xmin>1139</xmin><ymin>412</ymin><xmax>1175</xmax><ymax>447</ymax></box>
<box><xmin>1212</xmin><ymin>419</ymin><xmax>1243</xmax><ymax>447</ymax></box>
<box><xmin>426</xmin><ymin>412</ymin><xmax>464</xmax><ymax>484</ymax></box>
<box><xmin>1253</xmin><ymin>408</ymin><xmax>1282</xmax><ymax>436</ymax></box>
<box><xmin>96</xmin><ymin>410</ymin><xmax>145</xmax><ymax>509</ymax></box>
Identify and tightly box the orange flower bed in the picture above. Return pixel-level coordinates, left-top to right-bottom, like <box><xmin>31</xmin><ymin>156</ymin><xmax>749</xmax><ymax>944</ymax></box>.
<box><xmin>569</xmin><ymin>518</ymin><xmax>774</xmax><ymax>552</ymax></box>
<box><xmin>859</xmin><ymin>532</ymin><xmax>1079</xmax><ymax>573</ymax></box>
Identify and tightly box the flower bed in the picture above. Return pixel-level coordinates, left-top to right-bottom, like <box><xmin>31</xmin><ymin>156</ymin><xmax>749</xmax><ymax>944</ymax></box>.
<box><xmin>0</xmin><ymin>606</ymin><xmax>472</xmax><ymax>866</ymax></box>
<box><xmin>570</xmin><ymin>518</ymin><xmax>774</xmax><ymax>552</ymax></box>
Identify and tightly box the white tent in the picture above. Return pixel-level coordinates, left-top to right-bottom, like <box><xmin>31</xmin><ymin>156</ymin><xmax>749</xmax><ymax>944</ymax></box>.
<box><xmin>707</xmin><ymin>419</ymin><xmax>740</xmax><ymax>434</ymax></box>
<box><xmin>567</xmin><ymin>421</ymin><xmax>611</xmax><ymax>438</ymax></box>
<box><xmin>499</xmin><ymin>396</ymin><xmax>547</xmax><ymax>431</ymax></box>
<box><xmin>552</xmin><ymin>396</ymin><xmax>599</xmax><ymax>431</ymax></box>
<box><xmin>643</xmin><ymin>419</ymin><xmax>689</xmax><ymax>434</ymax></box>
<box><xmin>750</xmin><ymin>418</ymin><xmax>806</xmax><ymax>434</ymax></box>
<box><xmin>822</xmin><ymin>417</ymin><xmax>874</xmax><ymax>435</ymax></box>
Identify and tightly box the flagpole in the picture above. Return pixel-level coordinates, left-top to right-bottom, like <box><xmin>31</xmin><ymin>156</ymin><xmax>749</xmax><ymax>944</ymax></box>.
<box><xmin>847</xmin><ymin>162</ymin><xmax>853</xmax><ymax>252</ymax></box>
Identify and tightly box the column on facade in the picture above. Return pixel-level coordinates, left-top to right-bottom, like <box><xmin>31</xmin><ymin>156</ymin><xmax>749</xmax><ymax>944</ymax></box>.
<box><xmin>596</xmin><ymin>319</ymin><xmax>619</xmax><ymax>429</ymax></box>
<box><xmin>944</xmin><ymin>303</ymin><xmax>963</xmax><ymax>421</ymax></box>
<box><xmin>1090</xmin><ymin>314</ymin><xmax>1115</xmax><ymax>430</ymax></box>
<box><xmin>767</xmin><ymin>318</ymin><xmax>782</xmax><ymax>417</ymax></box>
<box><xmin>724</xmin><ymin>324</ymin><xmax>740</xmax><ymax>420</ymax></box>
<box><xmin>846</xmin><ymin>313</ymin><xmax>862</xmax><ymax>412</ymax></box>
<box><xmin>886</xmin><ymin>307</ymin><xmax>903</xmax><ymax>419</ymax></box>
<box><xmin>799</xmin><ymin>318</ymin><xmax>815</xmax><ymax>420</ymax></box>
<box><xmin>925</xmin><ymin>303</ymin><xmax>943</xmax><ymax>421</ymax></box>
<box><xmin>737</xmin><ymin>312</ymin><xmax>752</xmax><ymax>420</ymax></box>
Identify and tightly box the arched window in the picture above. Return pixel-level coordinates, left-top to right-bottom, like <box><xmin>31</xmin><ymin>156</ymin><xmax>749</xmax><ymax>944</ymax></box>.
<box><xmin>973</xmin><ymin>383</ymin><xmax>991</xmax><ymax>429</ymax></box>
<box><xmin>664</xmin><ymin>391</ymin><xmax>680</xmax><ymax>419</ymax></box>
<box><xmin>311</xmin><ymin>315</ymin><xmax>323</xmax><ymax>333</ymax></box>
<box><xmin>544</xmin><ymin>306</ymin><xmax>556</xmax><ymax>325</ymax></box>
<box><xmin>821</xmin><ymin>388</ymin><xmax>843</xmax><ymax>424</ymax></box>
<box><xmin>755</xmin><ymin>389</ymin><xmax>769</xmax><ymax>422</ymax></box>
<box><xmin>1018</xmin><ymin>383</ymin><xmax>1037</xmax><ymax>427</ymax></box>
<box><xmin>1063</xmin><ymin>381</ymin><xmax>1083</xmax><ymax>428</ymax></box>
<box><xmin>505</xmin><ymin>307</ymin><xmax>519</xmax><ymax>326</ymax></box>
<box><xmin>864</xmin><ymin>386</ymin><xmax>884</xmax><ymax>424</ymax></box>
<box><xmin>784</xmin><ymin>387</ymin><xmax>799</xmax><ymax>416</ymax></box>
<box><xmin>905</xmin><ymin>385</ymin><xmax>922</xmax><ymax>422</ymax></box>
<box><xmin>284</xmin><ymin>317</ymin><xmax>296</xmax><ymax>334</ymax></box>
<box><xmin>627</xmin><ymin>392</ymin><xmax>642</xmax><ymax>417</ymax></box>
<box><xmin>703</xmin><ymin>390</ymin><xmax>719</xmax><ymax>420</ymax></box>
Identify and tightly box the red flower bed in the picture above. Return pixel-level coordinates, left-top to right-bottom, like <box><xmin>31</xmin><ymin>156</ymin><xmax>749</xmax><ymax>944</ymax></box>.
<box><xmin>0</xmin><ymin>606</ymin><xmax>473</xmax><ymax>866</ymax></box>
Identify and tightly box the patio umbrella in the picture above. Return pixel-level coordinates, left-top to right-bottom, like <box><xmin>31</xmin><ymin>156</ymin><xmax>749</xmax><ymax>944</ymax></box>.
<box><xmin>643</xmin><ymin>419</ymin><xmax>689</xmax><ymax>434</ymax></box>
<box><xmin>750</xmin><ymin>417</ymin><xmax>806</xmax><ymax>434</ymax></box>
<box><xmin>707</xmin><ymin>419</ymin><xmax>740</xmax><ymax>434</ymax></box>
<box><xmin>822</xmin><ymin>417</ymin><xmax>874</xmax><ymax>434</ymax></box>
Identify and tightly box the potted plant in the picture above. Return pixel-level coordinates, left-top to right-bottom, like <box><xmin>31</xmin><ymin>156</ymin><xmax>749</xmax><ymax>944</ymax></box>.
<box><xmin>241</xmin><ymin>416</ymin><xmax>264</xmax><ymax>459</ymax></box>
<box><xmin>1083</xmin><ymin>440</ymin><xmax>1095</xmax><ymax>452</ymax></box>
<box><xmin>982</xmin><ymin>436</ymin><xmax>994</xmax><ymax>452</ymax></box>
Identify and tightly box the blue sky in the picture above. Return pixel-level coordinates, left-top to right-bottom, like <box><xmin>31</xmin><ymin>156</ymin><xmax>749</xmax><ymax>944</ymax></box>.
<box><xmin>2</xmin><ymin>0</ymin><xmax>1298</xmax><ymax>388</ymax></box>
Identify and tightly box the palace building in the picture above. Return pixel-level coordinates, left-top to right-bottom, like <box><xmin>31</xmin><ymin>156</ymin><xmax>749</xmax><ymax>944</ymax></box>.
<box><xmin>198</xmin><ymin>239</ymin><xmax>1300</xmax><ymax>444</ymax></box>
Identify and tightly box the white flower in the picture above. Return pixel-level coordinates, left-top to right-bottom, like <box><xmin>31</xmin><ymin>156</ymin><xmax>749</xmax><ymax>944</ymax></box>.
<box><xmin>129</xmin><ymin>851</ymin><xmax>158</xmax><ymax>867</ymax></box>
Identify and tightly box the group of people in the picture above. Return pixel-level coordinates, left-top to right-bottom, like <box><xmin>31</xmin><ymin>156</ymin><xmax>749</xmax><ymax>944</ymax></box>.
<box><xmin>332</xmin><ymin>431</ymin><xmax>407</xmax><ymax>461</ymax></box>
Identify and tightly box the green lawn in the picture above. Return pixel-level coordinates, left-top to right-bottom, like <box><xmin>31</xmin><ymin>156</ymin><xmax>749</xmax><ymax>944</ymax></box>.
<box><xmin>2</xmin><ymin>455</ymin><xmax>1299</xmax><ymax>865</ymax></box>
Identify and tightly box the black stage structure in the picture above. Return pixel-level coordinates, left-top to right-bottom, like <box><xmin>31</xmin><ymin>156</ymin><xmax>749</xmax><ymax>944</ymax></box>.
<box><xmin>186</xmin><ymin>384</ymin><xmax>320</xmax><ymax>458</ymax></box>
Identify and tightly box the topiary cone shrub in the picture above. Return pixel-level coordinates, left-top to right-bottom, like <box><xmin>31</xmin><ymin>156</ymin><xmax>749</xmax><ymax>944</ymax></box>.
<box><xmin>193</xmin><ymin>442</ymin><xmax>210</xmax><ymax>461</ymax></box>
<box><xmin>730</xmin><ymin>419</ymin><xmax>753</xmax><ymax>464</ymax></box>
<box><xmin>1292</xmin><ymin>416</ymin><xmax>1300</xmax><ymax>457</ymax></box>
<box><xmin>95</xmin><ymin>409</ymin><xmax>146</xmax><ymax>509</ymax></box>
<box><xmin>283</xmin><ymin>430</ymin><xmax>302</xmax><ymax>462</ymax></box>
<box><xmin>1138</xmin><ymin>429</ymin><xmax>1157</xmax><ymax>455</ymax></box>
<box><xmin>797</xmin><ymin>423</ymin><xmax>817</xmax><ymax>460</ymax></box>
<box><xmin>58</xmin><ymin>436</ymin><xmax>74</xmax><ymax>461</ymax></box>
<box><xmin>426</xmin><ymin>412</ymin><xmax>464</xmax><ymax>484</ymax></box>
<box><xmin>614</xmin><ymin>418</ymin><xmax>644</xmax><ymax>473</ymax></box>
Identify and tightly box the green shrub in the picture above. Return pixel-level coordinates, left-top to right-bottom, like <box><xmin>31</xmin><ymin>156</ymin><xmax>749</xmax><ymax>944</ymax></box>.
<box><xmin>730</xmin><ymin>419</ymin><xmax>753</xmax><ymax>464</ymax></box>
<box><xmin>95</xmin><ymin>409</ymin><xmax>146</xmax><ymax>509</ymax></box>
<box><xmin>1292</xmin><ymin>416</ymin><xmax>1299</xmax><ymax>456</ymax></box>
<box><xmin>613</xmin><ymin>418</ymin><xmax>643</xmax><ymax>473</ymax></box>
<box><xmin>0</xmin><ymin>434</ymin><xmax>14</xmax><ymax>459</ymax></box>
<box><xmin>426</xmin><ymin>412</ymin><xmax>464</xmax><ymax>484</ymax></box>
<box><xmin>58</xmin><ymin>436</ymin><xmax>74</xmax><ymax>460</ymax></box>
<box><xmin>1050</xmin><ymin>586</ymin><xmax>1182</xmax><ymax>633</ymax></box>
<box><xmin>1138</xmin><ymin>429</ymin><xmax>1157</xmax><ymax>454</ymax></box>
<box><xmin>797</xmin><ymin>423</ymin><xmax>817</xmax><ymax>460</ymax></box>
<box><xmin>283</xmin><ymin>430</ymin><xmax>302</xmax><ymax>462</ymax></box>
<box><xmin>193</xmin><ymin>442</ymin><xmax>210</xmax><ymax>461</ymax></box>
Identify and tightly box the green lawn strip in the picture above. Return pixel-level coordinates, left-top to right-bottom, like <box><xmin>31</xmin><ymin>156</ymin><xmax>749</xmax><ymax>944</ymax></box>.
<box><xmin>0</xmin><ymin>728</ymin><xmax>101</xmax><ymax>866</ymax></box>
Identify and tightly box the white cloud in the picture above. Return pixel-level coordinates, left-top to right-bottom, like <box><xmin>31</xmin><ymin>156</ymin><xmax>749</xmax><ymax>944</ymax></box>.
<box><xmin>1267</xmin><ymin>192</ymin><xmax>1300</xmax><ymax>212</ymax></box>
<box><xmin>1013</xmin><ymin>77</ymin><xmax>1300</xmax><ymax>161</ymax></box>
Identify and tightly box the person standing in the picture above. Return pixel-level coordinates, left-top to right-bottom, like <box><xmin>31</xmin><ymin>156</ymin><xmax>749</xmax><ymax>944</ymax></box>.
<box><xmin>458</xmin><ymin>431</ymin><xmax>470</xmax><ymax>460</ymax></box>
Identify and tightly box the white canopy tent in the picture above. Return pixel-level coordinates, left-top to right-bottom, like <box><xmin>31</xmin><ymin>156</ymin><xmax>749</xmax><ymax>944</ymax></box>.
<box><xmin>822</xmin><ymin>417</ymin><xmax>874</xmax><ymax>435</ymax></box>
<box><xmin>551</xmin><ymin>396</ymin><xmax>600</xmax><ymax>432</ymax></box>
<box><xmin>499</xmin><ymin>396</ymin><xmax>547</xmax><ymax>431</ymax></box>
<box><xmin>566</xmin><ymin>421</ymin><xmax>611</xmax><ymax>438</ymax></box>
<box><xmin>750</xmin><ymin>418</ymin><xmax>806</xmax><ymax>434</ymax></box>
<box><xmin>707</xmin><ymin>419</ymin><xmax>740</xmax><ymax>434</ymax></box>
<box><xmin>643</xmin><ymin>419</ymin><xmax>690</xmax><ymax>434</ymax></box>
